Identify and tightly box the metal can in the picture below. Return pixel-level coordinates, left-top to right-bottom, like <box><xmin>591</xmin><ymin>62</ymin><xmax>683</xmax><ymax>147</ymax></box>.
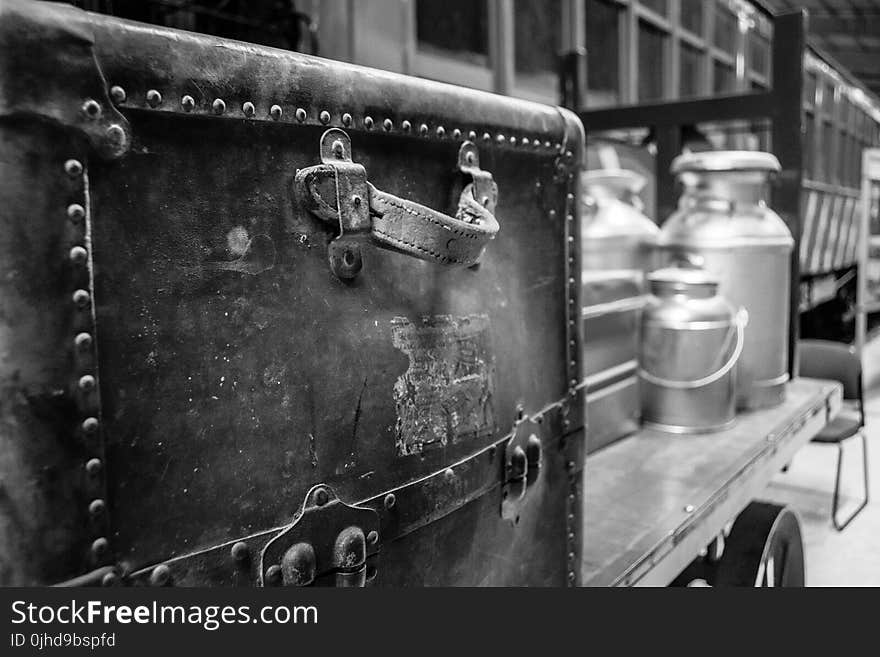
<box><xmin>581</xmin><ymin>168</ymin><xmax>659</xmax><ymax>276</ymax></box>
<box><xmin>657</xmin><ymin>151</ymin><xmax>793</xmax><ymax>410</ymax></box>
<box><xmin>640</xmin><ymin>268</ymin><xmax>746</xmax><ymax>433</ymax></box>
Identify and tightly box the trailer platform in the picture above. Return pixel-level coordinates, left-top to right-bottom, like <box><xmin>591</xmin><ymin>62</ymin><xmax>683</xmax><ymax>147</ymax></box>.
<box><xmin>582</xmin><ymin>377</ymin><xmax>842</xmax><ymax>586</ymax></box>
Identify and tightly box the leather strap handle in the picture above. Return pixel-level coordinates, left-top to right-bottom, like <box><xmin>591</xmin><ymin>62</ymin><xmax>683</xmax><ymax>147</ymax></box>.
<box><xmin>295</xmin><ymin>129</ymin><xmax>499</xmax><ymax>271</ymax></box>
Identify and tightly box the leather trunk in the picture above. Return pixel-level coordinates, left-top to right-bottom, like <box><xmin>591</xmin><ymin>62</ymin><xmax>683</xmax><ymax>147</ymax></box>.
<box><xmin>0</xmin><ymin>1</ymin><xmax>586</xmax><ymax>587</ymax></box>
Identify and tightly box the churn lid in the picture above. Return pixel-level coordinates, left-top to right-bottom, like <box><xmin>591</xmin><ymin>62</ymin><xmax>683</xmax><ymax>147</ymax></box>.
<box><xmin>671</xmin><ymin>150</ymin><xmax>781</xmax><ymax>175</ymax></box>
<box><xmin>647</xmin><ymin>267</ymin><xmax>718</xmax><ymax>298</ymax></box>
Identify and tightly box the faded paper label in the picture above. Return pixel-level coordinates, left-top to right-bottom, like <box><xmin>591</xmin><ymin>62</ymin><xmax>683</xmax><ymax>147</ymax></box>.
<box><xmin>391</xmin><ymin>314</ymin><xmax>496</xmax><ymax>456</ymax></box>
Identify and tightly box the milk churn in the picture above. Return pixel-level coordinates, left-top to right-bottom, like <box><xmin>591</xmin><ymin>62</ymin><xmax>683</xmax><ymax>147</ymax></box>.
<box><xmin>581</xmin><ymin>168</ymin><xmax>659</xmax><ymax>274</ymax></box>
<box><xmin>657</xmin><ymin>151</ymin><xmax>793</xmax><ymax>410</ymax></box>
<box><xmin>581</xmin><ymin>169</ymin><xmax>659</xmax><ymax>452</ymax></box>
<box><xmin>640</xmin><ymin>268</ymin><xmax>746</xmax><ymax>433</ymax></box>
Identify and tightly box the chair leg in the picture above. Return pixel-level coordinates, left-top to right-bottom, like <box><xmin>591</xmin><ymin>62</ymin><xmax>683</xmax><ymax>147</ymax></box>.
<box><xmin>832</xmin><ymin>432</ymin><xmax>870</xmax><ymax>532</ymax></box>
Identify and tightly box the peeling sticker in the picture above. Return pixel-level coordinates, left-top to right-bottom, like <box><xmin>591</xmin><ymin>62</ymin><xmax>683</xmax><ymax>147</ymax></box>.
<box><xmin>391</xmin><ymin>314</ymin><xmax>496</xmax><ymax>457</ymax></box>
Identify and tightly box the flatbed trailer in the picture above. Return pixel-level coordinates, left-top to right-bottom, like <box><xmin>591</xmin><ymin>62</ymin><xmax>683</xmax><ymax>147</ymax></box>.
<box><xmin>583</xmin><ymin>377</ymin><xmax>841</xmax><ymax>586</ymax></box>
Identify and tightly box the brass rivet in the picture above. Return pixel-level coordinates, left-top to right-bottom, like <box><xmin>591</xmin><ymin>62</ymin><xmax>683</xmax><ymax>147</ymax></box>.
<box><xmin>452</xmin><ymin>128</ymin><xmax>462</xmax><ymax>140</ymax></box>
<box><xmin>82</xmin><ymin>417</ymin><xmax>99</xmax><ymax>434</ymax></box>
<box><xmin>364</xmin><ymin>116</ymin><xmax>374</xmax><ymax>129</ymax></box>
<box><xmin>468</xmin><ymin>130</ymin><xmax>477</xmax><ymax>140</ymax></box>
<box><xmin>231</xmin><ymin>541</ymin><xmax>250</xmax><ymax>562</ymax></box>
<box><xmin>212</xmin><ymin>98</ymin><xmax>226</xmax><ymax>115</ymax></box>
<box><xmin>85</xmin><ymin>458</ymin><xmax>102</xmax><ymax>476</ymax></box>
<box><xmin>419</xmin><ymin>123</ymin><xmax>428</xmax><ymax>136</ymax></box>
<box><xmin>101</xmin><ymin>572</ymin><xmax>118</xmax><ymax>587</ymax></box>
<box><xmin>146</xmin><ymin>89</ymin><xmax>162</xmax><ymax>108</ymax></box>
<box><xmin>383</xmin><ymin>493</ymin><xmax>396</xmax><ymax>509</ymax></box>
<box><xmin>150</xmin><ymin>564</ymin><xmax>171</xmax><ymax>587</ymax></box>
<box><xmin>75</xmin><ymin>332</ymin><xmax>93</xmax><ymax>350</ymax></box>
<box><xmin>444</xmin><ymin>467</ymin><xmax>454</xmax><ymax>480</ymax></box>
<box><xmin>436</xmin><ymin>126</ymin><xmax>446</xmax><ymax>138</ymax></box>
<box><xmin>367</xmin><ymin>530</ymin><xmax>379</xmax><ymax>544</ymax></box>
<box><xmin>496</xmin><ymin>134</ymin><xmax>506</xmax><ymax>144</ymax></box>
<box><xmin>89</xmin><ymin>498</ymin><xmax>106</xmax><ymax>516</ymax></box>
<box><xmin>383</xmin><ymin>118</ymin><xmax>393</xmax><ymax>131</ymax></box>
<box><xmin>265</xmin><ymin>564</ymin><xmax>282</xmax><ymax>585</ymax></box>
<box><xmin>67</xmin><ymin>203</ymin><xmax>85</xmax><ymax>222</ymax></box>
<box><xmin>521</xmin><ymin>137</ymin><xmax>530</xmax><ymax>147</ymax></box>
<box><xmin>72</xmin><ymin>289</ymin><xmax>91</xmax><ymax>307</ymax></box>
<box><xmin>684</xmin><ymin>504</ymin><xmax>695</xmax><ymax>513</ymax></box>
<box><xmin>105</xmin><ymin>124</ymin><xmax>127</xmax><ymax>151</ymax></box>
<box><xmin>401</xmin><ymin>120</ymin><xmax>412</xmax><ymax>132</ymax></box>
<box><xmin>109</xmin><ymin>86</ymin><xmax>126</xmax><ymax>104</ymax></box>
<box><xmin>181</xmin><ymin>95</ymin><xmax>196</xmax><ymax>112</ymax></box>
<box><xmin>82</xmin><ymin>99</ymin><xmax>102</xmax><ymax>120</ymax></box>
<box><xmin>482</xmin><ymin>132</ymin><xmax>491</xmax><ymax>142</ymax></box>
<box><xmin>79</xmin><ymin>374</ymin><xmax>96</xmax><ymax>391</ymax></box>
<box><xmin>91</xmin><ymin>537</ymin><xmax>109</xmax><ymax>558</ymax></box>
<box><xmin>548</xmin><ymin>209</ymin><xmax>557</xmax><ymax>219</ymax></box>
<box><xmin>509</xmin><ymin>136</ymin><xmax>517</xmax><ymax>145</ymax></box>
<box><xmin>64</xmin><ymin>159</ymin><xmax>83</xmax><ymax>177</ymax></box>
<box><xmin>242</xmin><ymin>101</ymin><xmax>255</xmax><ymax>117</ymax></box>
<box><xmin>319</xmin><ymin>110</ymin><xmax>331</xmax><ymax>124</ymax></box>
<box><xmin>533</xmin><ymin>139</ymin><xmax>541</xmax><ymax>148</ymax></box>
<box><xmin>69</xmin><ymin>246</ymin><xmax>88</xmax><ymax>264</ymax></box>
<box><xmin>313</xmin><ymin>487</ymin><xmax>329</xmax><ymax>506</ymax></box>
<box><xmin>342</xmin><ymin>112</ymin><xmax>352</xmax><ymax>126</ymax></box>
<box><xmin>544</xmin><ymin>141</ymin><xmax>551</xmax><ymax>149</ymax></box>
<box><xmin>271</xmin><ymin>105</ymin><xmax>284</xmax><ymax>120</ymax></box>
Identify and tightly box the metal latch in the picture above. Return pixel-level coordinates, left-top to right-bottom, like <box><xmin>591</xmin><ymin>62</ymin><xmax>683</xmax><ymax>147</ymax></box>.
<box><xmin>501</xmin><ymin>417</ymin><xmax>542</xmax><ymax>523</ymax></box>
<box><xmin>259</xmin><ymin>484</ymin><xmax>380</xmax><ymax>587</ymax></box>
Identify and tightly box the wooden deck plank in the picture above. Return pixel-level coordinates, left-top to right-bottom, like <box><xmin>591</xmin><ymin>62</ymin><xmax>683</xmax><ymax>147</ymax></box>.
<box><xmin>582</xmin><ymin>377</ymin><xmax>842</xmax><ymax>586</ymax></box>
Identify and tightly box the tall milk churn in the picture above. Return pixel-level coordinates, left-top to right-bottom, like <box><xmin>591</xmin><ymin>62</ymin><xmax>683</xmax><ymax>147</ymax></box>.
<box><xmin>640</xmin><ymin>268</ymin><xmax>746</xmax><ymax>433</ymax></box>
<box><xmin>581</xmin><ymin>169</ymin><xmax>659</xmax><ymax>452</ymax></box>
<box><xmin>657</xmin><ymin>151</ymin><xmax>793</xmax><ymax>410</ymax></box>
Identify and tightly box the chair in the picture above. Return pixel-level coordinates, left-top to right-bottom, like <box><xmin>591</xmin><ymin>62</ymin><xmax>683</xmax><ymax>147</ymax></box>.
<box><xmin>798</xmin><ymin>339</ymin><xmax>870</xmax><ymax>531</ymax></box>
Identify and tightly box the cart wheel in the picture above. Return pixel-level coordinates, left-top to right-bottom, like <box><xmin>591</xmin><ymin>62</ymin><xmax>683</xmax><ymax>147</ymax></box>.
<box><xmin>713</xmin><ymin>501</ymin><xmax>805</xmax><ymax>587</ymax></box>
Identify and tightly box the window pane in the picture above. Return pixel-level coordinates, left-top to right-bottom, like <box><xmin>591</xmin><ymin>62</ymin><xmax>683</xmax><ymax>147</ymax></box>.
<box><xmin>839</xmin><ymin>129</ymin><xmax>849</xmax><ymax>186</ymax></box>
<box><xmin>680</xmin><ymin>0</ymin><xmax>704</xmax><ymax>35</ymax></box>
<box><xmin>680</xmin><ymin>43</ymin><xmax>703</xmax><ymax>98</ymax></box>
<box><xmin>586</xmin><ymin>0</ymin><xmax>622</xmax><ymax>106</ymax></box>
<box><xmin>639</xmin><ymin>0</ymin><xmax>668</xmax><ymax>17</ymax></box>
<box><xmin>748</xmin><ymin>30</ymin><xmax>770</xmax><ymax>78</ymax></box>
<box><xmin>714</xmin><ymin>5</ymin><xmax>737</xmax><ymax>56</ymax></box>
<box><xmin>805</xmin><ymin>72</ymin><xmax>817</xmax><ymax>107</ymax></box>
<box><xmin>416</xmin><ymin>0</ymin><xmax>488</xmax><ymax>63</ymax></box>
<box><xmin>637</xmin><ymin>20</ymin><xmax>666</xmax><ymax>101</ymax></box>
<box><xmin>821</xmin><ymin>82</ymin><xmax>836</xmax><ymax>116</ymax></box>
<box><xmin>804</xmin><ymin>112</ymin><xmax>815</xmax><ymax>179</ymax></box>
<box><xmin>514</xmin><ymin>0</ymin><xmax>561</xmax><ymax>98</ymax></box>
<box><xmin>713</xmin><ymin>60</ymin><xmax>735</xmax><ymax>94</ymax></box>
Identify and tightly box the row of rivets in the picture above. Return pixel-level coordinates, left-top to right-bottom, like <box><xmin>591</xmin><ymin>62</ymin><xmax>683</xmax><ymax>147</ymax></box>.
<box><xmin>111</xmin><ymin>86</ymin><xmax>563</xmax><ymax>150</ymax></box>
<box><xmin>561</xmin><ymin>138</ymin><xmax>580</xmax><ymax>588</ymax></box>
<box><xmin>65</xmin><ymin>158</ymin><xmax>109</xmax><ymax>567</ymax></box>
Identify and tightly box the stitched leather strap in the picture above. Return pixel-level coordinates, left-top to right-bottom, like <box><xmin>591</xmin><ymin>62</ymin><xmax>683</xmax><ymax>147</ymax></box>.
<box><xmin>295</xmin><ymin>133</ymin><xmax>499</xmax><ymax>268</ymax></box>
<box><xmin>369</xmin><ymin>183</ymin><xmax>498</xmax><ymax>266</ymax></box>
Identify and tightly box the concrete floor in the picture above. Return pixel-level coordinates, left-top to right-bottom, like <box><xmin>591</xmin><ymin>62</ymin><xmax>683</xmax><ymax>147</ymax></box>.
<box><xmin>760</xmin><ymin>341</ymin><xmax>880</xmax><ymax>587</ymax></box>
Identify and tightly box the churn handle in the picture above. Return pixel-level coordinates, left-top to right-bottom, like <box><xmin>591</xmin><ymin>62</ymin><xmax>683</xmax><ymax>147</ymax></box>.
<box><xmin>639</xmin><ymin>308</ymin><xmax>749</xmax><ymax>389</ymax></box>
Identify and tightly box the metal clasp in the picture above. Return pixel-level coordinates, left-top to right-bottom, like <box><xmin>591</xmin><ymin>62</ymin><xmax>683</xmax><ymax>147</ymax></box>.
<box><xmin>259</xmin><ymin>484</ymin><xmax>379</xmax><ymax>587</ymax></box>
<box><xmin>501</xmin><ymin>417</ymin><xmax>542</xmax><ymax>523</ymax></box>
